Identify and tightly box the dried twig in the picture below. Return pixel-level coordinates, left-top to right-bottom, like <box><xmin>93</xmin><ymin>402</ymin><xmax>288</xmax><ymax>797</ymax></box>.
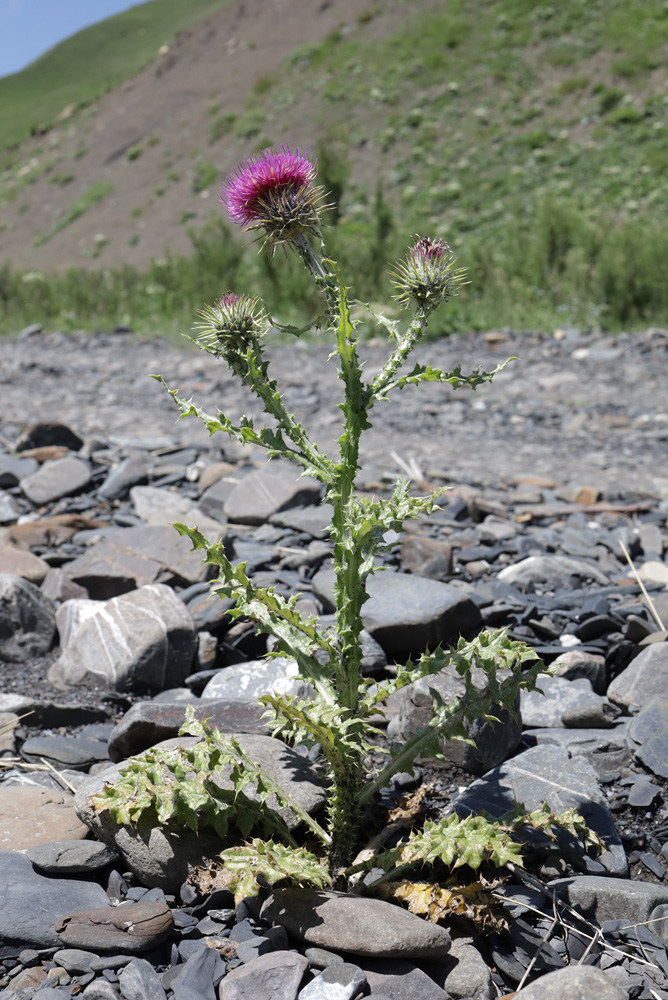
<box><xmin>619</xmin><ymin>539</ymin><xmax>666</xmax><ymax>630</ymax></box>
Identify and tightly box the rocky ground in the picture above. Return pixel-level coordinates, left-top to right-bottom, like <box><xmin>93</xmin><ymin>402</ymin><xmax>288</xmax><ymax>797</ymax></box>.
<box><xmin>1</xmin><ymin>321</ymin><xmax>668</xmax><ymax>1000</ymax></box>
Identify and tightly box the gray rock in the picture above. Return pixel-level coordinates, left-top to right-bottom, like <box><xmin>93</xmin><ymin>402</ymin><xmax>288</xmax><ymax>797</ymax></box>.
<box><xmin>561</xmin><ymin>699</ymin><xmax>621</xmax><ymax>728</ymax></box>
<box><xmin>53</xmin><ymin>948</ymin><xmax>98</xmax><ymax>973</ymax></box>
<box><xmin>20</xmin><ymin>734</ymin><xmax>109</xmax><ymax>769</ymax></box>
<box><xmin>608</xmin><ymin>642</ymin><xmax>668</xmax><ymax>709</ymax></box>
<box><xmin>129</xmin><ymin>485</ymin><xmax>196</xmax><ymax>521</ymax></box>
<box><xmin>261</xmin><ymin>889</ymin><xmax>451</xmax><ymax>959</ymax></box>
<box><xmin>98</xmin><ymin>455</ymin><xmax>150</xmax><ymax>502</ymax></box>
<box><xmin>451</xmin><ymin>744</ymin><xmax>627</xmax><ymax>876</ymax></box>
<box><xmin>520</xmin><ymin>675</ymin><xmax>607</xmax><ymax>728</ymax></box>
<box><xmin>551</xmin><ymin>649</ymin><xmax>607</xmax><ymax>693</ymax></box>
<box><xmin>55</xmin><ymin>901</ymin><xmax>173</xmax><ymax>953</ymax></box>
<box><xmin>62</xmin><ymin>543</ymin><xmax>162</xmax><ymax>598</ymax></box>
<box><xmin>200</xmin><ymin>656</ymin><xmax>300</xmax><ymax>701</ymax></box>
<box><xmin>400</xmin><ymin>533</ymin><xmax>453</xmax><ymax>580</ymax></box>
<box><xmin>220</xmin><ymin>950</ymin><xmax>309</xmax><ymax>1000</ymax></box>
<box><xmin>0</xmin><ymin>452</ymin><xmax>38</xmax><ymax>488</ymax></box>
<box><xmin>75</xmin><ymin>734</ymin><xmax>326</xmax><ymax>891</ymax></box>
<box><xmin>170</xmin><ymin>943</ymin><xmax>225</xmax><ymax>999</ymax></box>
<box><xmin>27</xmin><ymin>839</ymin><xmax>119</xmax><ymax>874</ymax></box>
<box><xmin>103</xmin><ymin>524</ymin><xmax>225</xmax><ymax>586</ymax></box>
<box><xmin>118</xmin><ymin>958</ymin><xmax>167</xmax><ymax>1000</ymax></box>
<box><xmin>107</xmin><ymin>698</ymin><xmax>268</xmax><ymax>761</ymax></box>
<box><xmin>197</xmin><ymin>477</ymin><xmax>236</xmax><ymax>522</ymax></box>
<box><xmin>635</xmin><ymin>734</ymin><xmax>668</xmax><ymax>777</ymax></box>
<box><xmin>648</xmin><ymin>902</ymin><xmax>668</xmax><ymax>949</ymax></box>
<box><xmin>552</xmin><ymin>874</ymin><xmax>668</xmax><ymax>922</ymax></box>
<box><xmin>20</xmin><ymin>457</ymin><xmax>92</xmax><ymax>505</ymax></box>
<box><xmin>82</xmin><ymin>982</ymin><xmax>121</xmax><ymax>1000</ymax></box>
<box><xmin>0</xmin><ymin>850</ymin><xmax>109</xmax><ymax>955</ymax></box>
<box><xmin>514</xmin><ymin>965</ymin><xmax>626</xmax><ymax>999</ymax></box>
<box><xmin>0</xmin><ymin>574</ymin><xmax>56</xmax><ymax>662</ymax></box>
<box><xmin>628</xmin><ymin>697</ymin><xmax>668</xmax><ymax>745</ymax></box>
<box><xmin>0</xmin><ymin>491</ymin><xmax>20</xmax><ymax>524</ymax></box>
<box><xmin>522</xmin><ymin>724</ymin><xmax>632</xmax><ymax>778</ymax></box>
<box><xmin>354</xmin><ymin>958</ymin><xmax>450</xmax><ymax>1000</ymax></box>
<box><xmin>394</xmin><ymin>663</ymin><xmax>521</xmax><ymax>775</ymax></box>
<box><xmin>298</xmin><ymin>963</ymin><xmax>367</xmax><ymax>1000</ymax></box>
<box><xmin>497</xmin><ymin>555</ymin><xmax>609</xmax><ymax>588</ymax></box>
<box><xmin>40</xmin><ymin>567</ymin><xmax>89</xmax><ymax>602</ymax></box>
<box><xmin>0</xmin><ymin>545</ymin><xmax>50</xmax><ymax>582</ymax></box>
<box><xmin>48</xmin><ymin>585</ymin><xmax>196</xmax><ymax>693</ymax></box>
<box><xmin>424</xmin><ymin>938</ymin><xmax>494</xmax><ymax>999</ymax></box>
<box><xmin>312</xmin><ymin>567</ymin><xmax>481</xmax><ymax>658</ymax></box>
<box><xmin>224</xmin><ymin>461</ymin><xmax>321</xmax><ymax>525</ymax></box>
<box><xmin>269</xmin><ymin>504</ymin><xmax>333</xmax><ymax>538</ymax></box>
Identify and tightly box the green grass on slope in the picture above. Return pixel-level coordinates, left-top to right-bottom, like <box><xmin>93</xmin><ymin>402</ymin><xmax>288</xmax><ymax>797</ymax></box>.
<box><xmin>0</xmin><ymin>0</ymin><xmax>231</xmax><ymax>151</ymax></box>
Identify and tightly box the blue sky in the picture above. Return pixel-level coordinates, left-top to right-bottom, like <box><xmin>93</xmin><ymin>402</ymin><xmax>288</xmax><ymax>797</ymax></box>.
<box><xmin>0</xmin><ymin>0</ymin><xmax>138</xmax><ymax>78</ymax></box>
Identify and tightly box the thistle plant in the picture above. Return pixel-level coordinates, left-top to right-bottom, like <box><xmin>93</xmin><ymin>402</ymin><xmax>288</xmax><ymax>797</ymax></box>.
<box><xmin>94</xmin><ymin>145</ymin><xmax>598</xmax><ymax>911</ymax></box>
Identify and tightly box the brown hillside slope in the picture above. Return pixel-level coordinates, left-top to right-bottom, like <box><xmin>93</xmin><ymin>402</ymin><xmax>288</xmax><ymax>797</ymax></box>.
<box><xmin>0</xmin><ymin>0</ymin><xmax>417</xmax><ymax>272</ymax></box>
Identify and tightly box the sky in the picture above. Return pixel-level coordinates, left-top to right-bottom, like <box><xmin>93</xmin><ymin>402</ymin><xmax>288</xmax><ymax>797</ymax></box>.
<box><xmin>0</xmin><ymin>0</ymin><xmax>139</xmax><ymax>78</ymax></box>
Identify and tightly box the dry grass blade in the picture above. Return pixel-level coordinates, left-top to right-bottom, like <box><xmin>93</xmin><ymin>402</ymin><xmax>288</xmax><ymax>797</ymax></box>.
<box><xmin>619</xmin><ymin>539</ymin><xmax>666</xmax><ymax>630</ymax></box>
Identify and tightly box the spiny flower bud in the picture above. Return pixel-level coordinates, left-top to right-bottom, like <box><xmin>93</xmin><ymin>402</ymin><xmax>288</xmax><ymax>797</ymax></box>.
<box><xmin>392</xmin><ymin>234</ymin><xmax>468</xmax><ymax>311</ymax></box>
<box><xmin>194</xmin><ymin>292</ymin><xmax>264</xmax><ymax>358</ymax></box>
<box><xmin>220</xmin><ymin>145</ymin><xmax>327</xmax><ymax>248</ymax></box>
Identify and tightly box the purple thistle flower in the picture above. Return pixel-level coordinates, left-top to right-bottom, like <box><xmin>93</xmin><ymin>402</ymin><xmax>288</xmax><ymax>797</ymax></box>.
<box><xmin>220</xmin><ymin>145</ymin><xmax>325</xmax><ymax>247</ymax></box>
<box><xmin>392</xmin><ymin>234</ymin><xmax>467</xmax><ymax>312</ymax></box>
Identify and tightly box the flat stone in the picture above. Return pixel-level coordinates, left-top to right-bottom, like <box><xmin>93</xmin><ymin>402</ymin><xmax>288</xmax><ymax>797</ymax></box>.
<box><xmin>55</xmin><ymin>901</ymin><xmax>173</xmax><ymax>953</ymax></box>
<box><xmin>514</xmin><ymin>965</ymin><xmax>626</xmax><ymax>999</ymax></box>
<box><xmin>104</xmin><ymin>524</ymin><xmax>226</xmax><ymax>586</ymax></box>
<box><xmin>637</xmin><ymin>560</ymin><xmax>668</xmax><ymax>585</ymax></box>
<box><xmin>48</xmin><ymin>584</ymin><xmax>196</xmax><ymax>693</ymax></box>
<box><xmin>129</xmin><ymin>485</ymin><xmax>196</xmax><ymax>521</ymax></box>
<box><xmin>298</xmin><ymin>963</ymin><xmax>367</xmax><ymax>1000</ymax></box>
<box><xmin>75</xmin><ymin>735</ymin><xmax>326</xmax><ymax>891</ymax></box>
<box><xmin>353</xmin><ymin>957</ymin><xmax>450</xmax><ymax>999</ymax></box>
<box><xmin>628</xmin><ymin>697</ymin><xmax>668</xmax><ymax>745</ymax></box>
<box><xmin>0</xmin><ymin>451</ymin><xmax>38</xmax><ymax>488</ymax></box>
<box><xmin>118</xmin><ymin>957</ymin><xmax>167</xmax><ymax>1000</ymax></box>
<box><xmin>0</xmin><ymin>850</ymin><xmax>109</xmax><ymax>955</ymax></box>
<box><xmin>0</xmin><ymin>491</ymin><xmax>20</xmax><ymax>524</ymax></box>
<box><xmin>224</xmin><ymin>461</ymin><xmax>321</xmax><ymax>525</ymax></box>
<box><xmin>28</xmin><ymin>839</ymin><xmax>120</xmax><ymax>874</ymax></box>
<box><xmin>451</xmin><ymin>744</ymin><xmax>627</xmax><ymax>876</ymax></box>
<box><xmin>608</xmin><ymin>643</ymin><xmax>668</xmax><ymax>709</ymax></box>
<box><xmin>550</xmin><ymin>649</ymin><xmax>607</xmax><ymax>693</ymax></box>
<box><xmin>0</xmin><ymin>546</ymin><xmax>50</xmax><ymax>583</ymax></box>
<box><xmin>635</xmin><ymin>734</ymin><xmax>668</xmax><ymax>778</ymax></box>
<box><xmin>562</xmin><ymin>878</ymin><xmax>668</xmax><ymax>934</ymax></box>
<box><xmin>312</xmin><ymin>567</ymin><xmax>481</xmax><ymax>658</ymax></box>
<box><xmin>197</xmin><ymin>460</ymin><xmax>238</xmax><ymax>493</ymax></box>
<box><xmin>0</xmin><ymin>711</ymin><xmax>16</xmax><ymax>753</ymax></box>
<box><xmin>220</xmin><ymin>950</ymin><xmax>309</xmax><ymax>1000</ymax></box>
<box><xmin>20</xmin><ymin>457</ymin><xmax>92</xmax><ymax>505</ymax></box>
<box><xmin>41</xmin><ymin>567</ymin><xmax>89</xmax><ymax>602</ymax></box>
<box><xmin>63</xmin><ymin>543</ymin><xmax>164</xmax><ymax>598</ymax></box>
<box><xmin>0</xmin><ymin>573</ymin><xmax>56</xmax><ymax>662</ymax></box>
<box><xmin>20</xmin><ymin>734</ymin><xmax>109</xmax><ymax>770</ymax></box>
<box><xmin>98</xmin><ymin>455</ymin><xmax>150</xmax><ymax>501</ymax></box>
<box><xmin>522</xmin><ymin>724</ymin><xmax>632</xmax><ymax>778</ymax></box>
<box><xmin>497</xmin><ymin>555</ymin><xmax>609</xmax><ymax>588</ymax></box>
<box><xmin>169</xmin><ymin>942</ymin><xmax>225</xmax><ymax>999</ymax></box>
<box><xmin>0</xmin><ymin>786</ymin><xmax>88</xmax><ymax>849</ymax></box>
<box><xmin>53</xmin><ymin>948</ymin><xmax>99</xmax><ymax>973</ymax></box>
<box><xmin>520</xmin><ymin>675</ymin><xmax>609</xmax><ymax>728</ymax></box>
<box><xmin>107</xmin><ymin>698</ymin><xmax>269</xmax><ymax>762</ymax></box>
<box><xmin>200</xmin><ymin>656</ymin><xmax>301</xmax><ymax>702</ymax></box>
<box><xmin>423</xmin><ymin>938</ymin><xmax>494</xmax><ymax>999</ymax></box>
<box><xmin>394</xmin><ymin>663</ymin><xmax>521</xmax><ymax>775</ymax></box>
<box><xmin>7</xmin><ymin>514</ymin><xmax>102</xmax><ymax>550</ymax></box>
<box><xmin>261</xmin><ymin>889</ymin><xmax>451</xmax><ymax>959</ymax></box>
<box><xmin>269</xmin><ymin>504</ymin><xmax>333</xmax><ymax>538</ymax></box>
<box><xmin>400</xmin><ymin>533</ymin><xmax>454</xmax><ymax>580</ymax></box>
<box><xmin>0</xmin><ymin>693</ymin><xmax>110</xmax><ymax>728</ymax></box>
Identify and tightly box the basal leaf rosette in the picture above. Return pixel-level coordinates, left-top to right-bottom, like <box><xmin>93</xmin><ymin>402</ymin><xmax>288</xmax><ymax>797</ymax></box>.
<box><xmin>392</xmin><ymin>234</ymin><xmax>468</xmax><ymax>312</ymax></box>
<box><xmin>221</xmin><ymin>144</ymin><xmax>327</xmax><ymax>248</ymax></box>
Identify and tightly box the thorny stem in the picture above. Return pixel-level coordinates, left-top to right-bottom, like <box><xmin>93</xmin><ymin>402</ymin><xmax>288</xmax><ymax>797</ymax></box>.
<box><xmin>367</xmin><ymin>306</ymin><xmax>428</xmax><ymax>404</ymax></box>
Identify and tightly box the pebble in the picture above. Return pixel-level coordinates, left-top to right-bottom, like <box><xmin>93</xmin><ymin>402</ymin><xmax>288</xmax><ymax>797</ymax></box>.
<box><xmin>55</xmin><ymin>901</ymin><xmax>174</xmax><ymax>952</ymax></box>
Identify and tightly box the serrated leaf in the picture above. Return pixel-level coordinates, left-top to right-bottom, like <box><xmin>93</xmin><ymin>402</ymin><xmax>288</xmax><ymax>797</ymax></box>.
<box><xmin>219</xmin><ymin>839</ymin><xmax>332</xmax><ymax>901</ymax></box>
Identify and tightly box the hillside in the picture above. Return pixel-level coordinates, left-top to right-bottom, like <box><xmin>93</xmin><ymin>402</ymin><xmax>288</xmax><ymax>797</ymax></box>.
<box><xmin>1</xmin><ymin>0</ymin><xmax>668</xmax><ymax>333</ymax></box>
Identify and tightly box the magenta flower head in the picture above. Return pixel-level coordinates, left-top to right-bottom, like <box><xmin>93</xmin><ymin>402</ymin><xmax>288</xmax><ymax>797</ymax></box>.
<box><xmin>392</xmin><ymin>234</ymin><xmax>468</xmax><ymax>311</ymax></box>
<box><xmin>221</xmin><ymin>145</ymin><xmax>325</xmax><ymax>248</ymax></box>
<box><xmin>194</xmin><ymin>292</ymin><xmax>264</xmax><ymax>359</ymax></box>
